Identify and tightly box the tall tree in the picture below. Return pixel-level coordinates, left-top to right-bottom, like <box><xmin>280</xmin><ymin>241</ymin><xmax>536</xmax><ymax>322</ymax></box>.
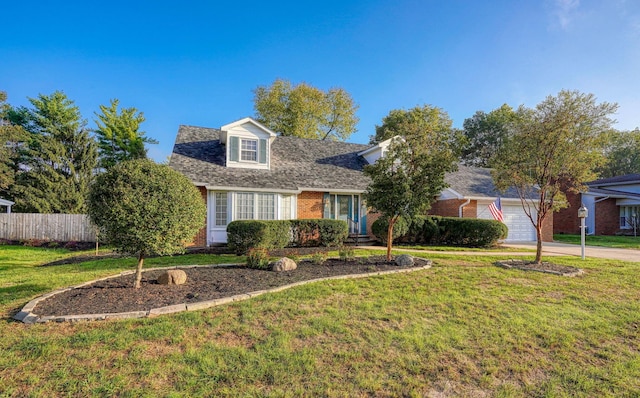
<box><xmin>87</xmin><ymin>159</ymin><xmax>206</xmax><ymax>288</ymax></box>
<box><xmin>461</xmin><ymin>104</ymin><xmax>516</xmax><ymax>167</ymax></box>
<box><xmin>597</xmin><ymin>129</ymin><xmax>640</xmax><ymax>178</ymax></box>
<box><xmin>253</xmin><ymin>79</ymin><xmax>359</xmax><ymax>141</ymax></box>
<box><xmin>363</xmin><ymin>105</ymin><xmax>461</xmax><ymax>260</ymax></box>
<box><xmin>93</xmin><ymin>99</ymin><xmax>157</xmax><ymax>170</ymax></box>
<box><xmin>9</xmin><ymin>91</ymin><xmax>97</xmax><ymax>213</ymax></box>
<box><xmin>492</xmin><ymin>90</ymin><xmax>617</xmax><ymax>263</ymax></box>
<box><xmin>0</xmin><ymin>91</ymin><xmax>28</xmax><ymax>194</ymax></box>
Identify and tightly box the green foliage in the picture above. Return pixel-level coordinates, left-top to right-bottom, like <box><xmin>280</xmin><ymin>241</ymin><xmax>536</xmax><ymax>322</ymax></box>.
<box><xmin>435</xmin><ymin>217</ymin><xmax>508</xmax><ymax>247</ymax></box>
<box><xmin>492</xmin><ymin>90</ymin><xmax>618</xmax><ymax>262</ymax></box>
<box><xmin>371</xmin><ymin>216</ymin><xmax>409</xmax><ymax>244</ymax></box>
<box><xmin>364</xmin><ymin>105</ymin><xmax>461</xmax><ymax>259</ymax></box>
<box><xmin>289</xmin><ymin>219</ymin><xmax>348</xmax><ymax>247</ymax></box>
<box><xmin>227</xmin><ymin>220</ymin><xmax>292</xmax><ymax>255</ymax></box>
<box><xmin>0</xmin><ymin>91</ymin><xmax>29</xmax><ymax>193</ymax></box>
<box><xmin>86</xmin><ymin>159</ymin><xmax>206</xmax><ymax>286</ymax></box>
<box><xmin>310</xmin><ymin>251</ymin><xmax>328</xmax><ymax>265</ymax></box>
<box><xmin>93</xmin><ymin>99</ymin><xmax>157</xmax><ymax>170</ymax></box>
<box><xmin>461</xmin><ymin>104</ymin><xmax>516</xmax><ymax>167</ymax></box>
<box><xmin>338</xmin><ymin>246</ymin><xmax>355</xmax><ymax>261</ymax></box>
<box><xmin>406</xmin><ymin>215</ymin><xmax>440</xmax><ymax>244</ymax></box>
<box><xmin>597</xmin><ymin>129</ymin><xmax>640</xmax><ymax>178</ymax></box>
<box><xmin>246</xmin><ymin>248</ymin><xmax>271</xmax><ymax>270</ymax></box>
<box><xmin>7</xmin><ymin>91</ymin><xmax>97</xmax><ymax>213</ymax></box>
<box><xmin>253</xmin><ymin>79</ymin><xmax>359</xmax><ymax>141</ymax></box>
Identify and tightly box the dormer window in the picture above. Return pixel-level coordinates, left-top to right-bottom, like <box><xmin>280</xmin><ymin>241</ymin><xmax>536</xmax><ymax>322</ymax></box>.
<box><xmin>241</xmin><ymin>139</ymin><xmax>258</xmax><ymax>162</ymax></box>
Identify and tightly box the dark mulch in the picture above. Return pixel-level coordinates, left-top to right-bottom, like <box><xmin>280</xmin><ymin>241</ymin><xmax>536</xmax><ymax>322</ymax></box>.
<box><xmin>495</xmin><ymin>259</ymin><xmax>584</xmax><ymax>276</ymax></box>
<box><xmin>33</xmin><ymin>257</ymin><xmax>430</xmax><ymax>317</ymax></box>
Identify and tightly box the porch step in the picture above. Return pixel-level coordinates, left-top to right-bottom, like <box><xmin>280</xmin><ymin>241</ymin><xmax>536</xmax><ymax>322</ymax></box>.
<box><xmin>344</xmin><ymin>234</ymin><xmax>378</xmax><ymax>246</ymax></box>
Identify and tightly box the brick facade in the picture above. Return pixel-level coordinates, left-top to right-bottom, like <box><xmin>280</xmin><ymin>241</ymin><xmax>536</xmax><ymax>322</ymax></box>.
<box><xmin>541</xmin><ymin>212</ymin><xmax>554</xmax><ymax>242</ymax></box>
<box><xmin>428</xmin><ymin>199</ymin><xmax>474</xmax><ymax>217</ymax></box>
<box><xmin>595</xmin><ymin>198</ymin><xmax>620</xmax><ymax>235</ymax></box>
<box><xmin>554</xmin><ymin>189</ymin><xmax>582</xmax><ymax>235</ymax></box>
<box><xmin>188</xmin><ymin>186</ymin><xmax>208</xmax><ymax>247</ymax></box>
<box><xmin>297</xmin><ymin>191</ymin><xmax>324</xmax><ymax>219</ymax></box>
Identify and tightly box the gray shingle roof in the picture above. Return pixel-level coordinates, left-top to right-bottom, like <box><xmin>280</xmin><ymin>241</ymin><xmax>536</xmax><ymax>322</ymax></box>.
<box><xmin>169</xmin><ymin>125</ymin><xmax>372</xmax><ymax>192</ymax></box>
<box><xmin>444</xmin><ymin>165</ymin><xmax>520</xmax><ymax>199</ymax></box>
<box><xmin>588</xmin><ymin>174</ymin><xmax>640</xmax><ymax>187</ymax></box>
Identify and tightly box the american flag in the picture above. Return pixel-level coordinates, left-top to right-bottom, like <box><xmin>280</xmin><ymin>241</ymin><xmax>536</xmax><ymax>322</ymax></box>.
<box><xmin>489</xmin><ymin>197</ymin><xmax>504</xmax><ymax>222</ymax></box>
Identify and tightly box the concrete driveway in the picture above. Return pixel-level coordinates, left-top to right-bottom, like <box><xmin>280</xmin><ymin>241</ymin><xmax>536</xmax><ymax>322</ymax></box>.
<box><xmin>504</xmin><ymin>242</ymin><xmax>640</xmax><ymax>262</ymax></box>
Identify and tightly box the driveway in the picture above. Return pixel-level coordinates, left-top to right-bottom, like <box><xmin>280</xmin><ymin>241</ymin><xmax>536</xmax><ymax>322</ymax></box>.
<box><xmin>504</xmin><ymin>242</ymin><xmax>640</xmax><ymax>262</ymax></box>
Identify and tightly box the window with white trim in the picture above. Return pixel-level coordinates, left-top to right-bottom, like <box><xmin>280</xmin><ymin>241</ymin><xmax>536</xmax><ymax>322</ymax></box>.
<box><xmin>620</xmin><ymin>206</ymin><xmax>640</xmax><ymax>229</ymax></box>
<box><xmin>257</xmin><ymin>194</ymin><xmax>275</xmax><ymax>220</ymax></box>
<box><xmin>240</xmin><ymin>139</ymin><xmax>258</xmax><ymax>162</ymax></box>
<box><xmin>281</xmin><ymin>195</ymin><xmax>292</xmax><ymax>220</ymax></box>
<box><xmin>214</xmin><ymin>192</ymin><xmax>228</xmax><ymax>226</ymax></box>
<box><xmin>236</xmin><ymin>193</ymin><xmax>254</xmax><ymax>220</ymax></box>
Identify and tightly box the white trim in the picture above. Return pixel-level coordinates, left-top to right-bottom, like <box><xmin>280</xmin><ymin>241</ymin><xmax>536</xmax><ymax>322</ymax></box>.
<box><xmin>298</xmin><ymin>187</ymin><xmax>365</xmax><ymax>194</ymax></box>
<box><xmin>205</xmin><ymin>186</ymin><xmax>300</xmax><ymax>194</ymax></box>
<box><xmin>221</xmin><ymin>117</ymin><xmax>277</xmax><ymax>137</ymax></box>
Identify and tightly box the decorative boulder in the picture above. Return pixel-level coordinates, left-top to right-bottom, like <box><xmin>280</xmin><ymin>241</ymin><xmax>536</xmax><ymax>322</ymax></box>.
<box><xmin>395</xmin><ymin>254</ymin><xmax>414</xmax><ymax>267</ymax></box>
<box><xmin>272</xmin><ymin>257</ymin><xmax>297</xmax><ymax>272</ymax></box>
<box><xmin>157</xmin><ymin>269</ymin><xmax>188</xmax><ymax>285</ymax></box>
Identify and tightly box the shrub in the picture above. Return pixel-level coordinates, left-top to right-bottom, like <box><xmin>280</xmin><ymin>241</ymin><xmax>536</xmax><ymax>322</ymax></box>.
<box><xmin>310</xmin><ymin>251</ymin><xmax>329</xmax><ymax>265</ymax></box>
<box><xmin>246</xmin><ymin>248</ymin><xmax>270</xmax><ymax>270</ymax></box>
<box><xmin>338</xmin><ymin>246</ymin><xmax>355</xmax><ymax>261</ymax></box>
<box><xmin>290</xmin><ymin>219</ymin><xmax>348</xmax><ymax>247</ymax></box>
<box><xmin>436</xmin><ymin>217</ymin><xmax>507</xmax><ymax>247</ymax></box>
<box><xmin>227</xmin><ymin>220</ymin><xmax>291</xmax><ymax>255</ymax></box>
<box><xmin>371</xmin><ymin>216</ymin><xmax>409</xmax><ymax>244</ymax></box>
<box><xmin>406</xmin><ymin>215</ymin><xmax>439</xmax><ymax>244</ymax></box>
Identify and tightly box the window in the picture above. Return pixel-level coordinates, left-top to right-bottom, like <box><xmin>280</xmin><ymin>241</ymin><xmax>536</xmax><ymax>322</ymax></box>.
<box><xmin>240</xmin><ymin>139</ymin><xmax>257</xmax><ymax>162</ymax></box>
<box><xmin>281</xmin><ymin>195</ymin><xmax>292</xmax><ymax>220</ymax></box>
<box><xmin>257</xmin><ymin>194</ymin><xmax>275</xmax><ymax>220</ymax></box>
<box><xmin>214</xmin><ymin>192</ymin><xmax>228</xmax><ymax>226</ymax></box>
<box><xmin>620</xmin><ymin>206</ymin><xmax>640</xmax><ymax>229</ymax></box>
<box><xmin>236</xmin><ymin>193</ymin><xmax>254</xmax><ymax>220</ymax></box>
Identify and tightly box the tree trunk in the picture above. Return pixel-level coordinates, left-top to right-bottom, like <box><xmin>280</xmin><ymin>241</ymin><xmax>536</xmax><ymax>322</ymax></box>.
<box><xmin>386</xmin><ymin>218</ymin><xmax>396</xmax><ymax>262</ymax></box>
<box><xmin>535</xmin><ymin>224</ymin><xmax>543</xmax><ymax>264</ymax></box>
<box><xmin>134</xmin><ymin>252</ymin><xmax>145</xmax><ymax>289</ymax></box>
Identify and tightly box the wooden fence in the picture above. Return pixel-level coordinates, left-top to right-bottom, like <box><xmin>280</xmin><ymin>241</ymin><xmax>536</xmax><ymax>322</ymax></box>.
<box><xmin>0</xmin><ymin>213</ymin><xmax>97</xmax><ymax>242</ymax></box>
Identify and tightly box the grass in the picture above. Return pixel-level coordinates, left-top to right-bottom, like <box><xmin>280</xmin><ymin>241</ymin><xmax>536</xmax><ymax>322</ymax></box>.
<box><xmin>1</xmin><ymin>245</ymin><xmax>640</xmax><ymax>396</ymax></box>
<box><xmin>554</xmin><ymin>234</ymin><xmax>640</xmax><ymax>249</ymax></box>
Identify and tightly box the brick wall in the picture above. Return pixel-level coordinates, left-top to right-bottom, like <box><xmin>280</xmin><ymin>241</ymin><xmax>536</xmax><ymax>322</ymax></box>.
<box><xmin>297</xmin><ymin>191</ymin><xmax>324</xmax><ymax>219</ymax></box>
<box><xmin>541</xmin><ymin>211</ymin><xmax>554</xmax><ymax>242</ymax></box>
<box><xmin>554</xmin><ymin>190</ymin><xmax>582</xmax><ymax>235</ymax></box>
<box><xmin>595</xmin><ymin>198</ymin><xmax>620</xmax><ymax>235</ymax></box>
<box><xmin>429</xmin><ymin>199</ymin><xmax>477</xmax><ymax>218</ymax></box>
<box><xmin>188</xmin><ymin>186</ymin><xmax>208</xmax><ymax>247</ymax></box>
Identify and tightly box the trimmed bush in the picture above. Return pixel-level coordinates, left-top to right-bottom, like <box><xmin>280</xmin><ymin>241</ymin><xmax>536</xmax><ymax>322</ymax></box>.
<box><xmin>435</xmin><ymin>217</ymin><xmax>508</xmax><ymax>247</ymax></box>
<box><xmin>227</xmin><ymin>220</ymin><xmax>291</xmax><ymax>255</ymax></box>
<box><xmin>246</xmin><ymin>248</ymin><xmax>270</xmax><ymax>270</ymax></box>
<box><xmin>290</xmin><ymin>219</ymin><xmax>348</xmax><ymax>247</ymax></box>
<box><xmin>371</xmin><ymin>216</ymin><xmax>410</xmax><ymax>244</ymax></box>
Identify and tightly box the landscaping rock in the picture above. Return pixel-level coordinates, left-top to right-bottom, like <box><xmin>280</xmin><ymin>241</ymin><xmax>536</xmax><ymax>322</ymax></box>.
<box><xmin>157</xmin><ymin>269</ymin><xmax>188</xmax><ymax>285</ymax></box>
<box><xmin>395</xmin><ymin>254</ymin><xmax>414</xmax><ymax>266</ymax></box>
<box><xmin>272</xmin><ymin>257</ymin><xmax>297</xmax><ymax>272</ymax></box>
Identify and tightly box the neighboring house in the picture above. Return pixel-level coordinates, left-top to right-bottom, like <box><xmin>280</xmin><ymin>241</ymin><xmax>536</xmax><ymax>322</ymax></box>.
<box><xmin>555</xmin><ymin>174</ymin><xmax>640</xmax><ymax>236</ymax></box>
<box><xmin>169</xmin><ymin>117</ymin><xmax>548</xmax><ymax>246</ymax></box>
<box><xmin>432</xmin><ymin>165</ymin><xmax>553</xmax><ymax>242</ymax></box>
<box><xmin>0</xmin><ymin>198</ymin><xmax>14</xmax><ymax>214</ymax></box>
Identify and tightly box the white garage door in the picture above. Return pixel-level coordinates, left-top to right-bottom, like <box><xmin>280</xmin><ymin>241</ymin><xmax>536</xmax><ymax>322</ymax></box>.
<box><xmin>478</xmin><ymin>202</ymin><xmax>536</xmax><ymax>242</ymax></box>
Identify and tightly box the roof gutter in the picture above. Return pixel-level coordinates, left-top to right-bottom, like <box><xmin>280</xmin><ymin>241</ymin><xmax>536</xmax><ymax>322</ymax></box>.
<box><xmin>595</xmin><ymin>196</ymin><xmax>610</xmax><ymax>203</ymax></box>
<box><xmin>458</xmin><ymin>199</ymin><xmax>471</xmax><ymax>218</ymax></box>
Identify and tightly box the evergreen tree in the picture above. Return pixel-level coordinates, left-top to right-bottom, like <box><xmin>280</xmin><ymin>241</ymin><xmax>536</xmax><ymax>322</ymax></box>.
<box><xmin>0</xmin><ymin>91</ymin><xmax>29</xmax><ymax>195</ymax></box>
<box><xmin>93</xmin><ymin>99</ymin><xmax>157</xmax><ymax>169</ymax></box>
<box><xmin>10</xmin><ymin>91</ymin><xmax>97</xmax><ymax>213</ymax></box>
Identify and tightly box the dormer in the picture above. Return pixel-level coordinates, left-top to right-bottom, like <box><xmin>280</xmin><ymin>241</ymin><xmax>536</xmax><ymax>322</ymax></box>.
<box><xmin>220</xmin><ymin>117</ymin><xmax>277</xmax><ymax>170</ymax></box>
<box><xmin>357</xmin><ymin>136</ymin><xmax>401</xmax><ymax>164</ymax></box>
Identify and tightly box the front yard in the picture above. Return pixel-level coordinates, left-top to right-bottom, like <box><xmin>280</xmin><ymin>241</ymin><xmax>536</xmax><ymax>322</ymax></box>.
<box><xmin>1</xmin><ymin>246</ymin><xmax>639</xmax><ymax>396</ymax></box>
<box><xmin>554</xmin><ymin>233</ymin><xmax>640</xmax><ymax>249</ymax></box>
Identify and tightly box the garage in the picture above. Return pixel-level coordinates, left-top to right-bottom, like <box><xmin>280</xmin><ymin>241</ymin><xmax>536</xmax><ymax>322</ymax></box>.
<box><xmin>478</xmin><ymin>202</ymin><xmax>537</xmax><ymax>242</ymax></box>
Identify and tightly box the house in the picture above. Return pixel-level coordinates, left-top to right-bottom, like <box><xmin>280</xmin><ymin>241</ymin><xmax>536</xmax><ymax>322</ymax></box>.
<box><xmin>169</xmin><ymin>117</ymin><xmax>549</xmax><ymax>246</ymax></box>
<box><xmin>555</xmin><ymin>174</ymin><xmax>640</xmax><ymax>235</ymax></box>
<box><xmin>432</xmin><ymin>165</ymin><xmax>553</xmax><ymax>242</ymax></box>
<box><xmin>0</xmin><ymin>198</ymin><xmax>14</xmax><ymax>214</ymax></box>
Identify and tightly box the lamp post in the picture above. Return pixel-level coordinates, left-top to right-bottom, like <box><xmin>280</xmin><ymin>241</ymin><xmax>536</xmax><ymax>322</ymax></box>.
<box><xmin>578</xmin><ymin>205</ymin><xmax>588</xmax><ymax>260</ymax></box>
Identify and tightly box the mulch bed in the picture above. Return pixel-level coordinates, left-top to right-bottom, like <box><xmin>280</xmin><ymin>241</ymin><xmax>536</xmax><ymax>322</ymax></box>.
<box><xmin>495</xmin><ymin>259</ymin><xmax>584</xmax><ymax>276</ymax></box>
<box><xmin>33</xmin><ymin>256</ymin><xmax>431</xmax><ymax>317</ymax></box>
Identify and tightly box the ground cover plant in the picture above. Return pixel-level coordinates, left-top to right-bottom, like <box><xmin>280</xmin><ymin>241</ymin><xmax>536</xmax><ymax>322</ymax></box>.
<box><xmin>2</xmin><ymin>245</ymin><xmax>640</xmax><ymax>396</ymax></box>
<box><xmin>553</xmin><ymin>234</ymin><xmax>640</xmax><ymax>249</ymax></box>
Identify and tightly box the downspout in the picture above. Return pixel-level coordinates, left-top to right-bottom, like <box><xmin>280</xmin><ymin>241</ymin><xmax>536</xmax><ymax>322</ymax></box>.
<box><xmin>458</xmin><ymin>199</ymin><xmax>471</xmax><ymax>218</ymax></box>
<box><xmin>594</xmin><ymin>196</ymin><xmax>610</xmax><ymax>203</ymax></box>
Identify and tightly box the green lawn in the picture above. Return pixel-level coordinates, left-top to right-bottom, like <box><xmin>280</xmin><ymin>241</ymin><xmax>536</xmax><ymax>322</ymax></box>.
<box><xmin>554</xmin><ymin>234</ymin><xmax>640</xmax><ymax>249</ymax></box>
<box><xmin>1</xmin><ymin>245</ymin><xmax>640</xmax><ymax>397</ymax></box>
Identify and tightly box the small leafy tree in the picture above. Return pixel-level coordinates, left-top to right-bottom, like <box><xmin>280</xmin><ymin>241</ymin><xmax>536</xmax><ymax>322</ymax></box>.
<box><xmin>492</xmin><ymin>90</ymin><xmax>617</xmax><ymax>263</ymax></box>
<box><xmin>253</xmin><ymin>79</ymin><xmax>359</xmax><ymax>141</ymax></box>
<box><xmin>363</xmin><ymin>105</ymin><xmax>461</xmax><ymax>260</ymax></box>
<box><xmin>87</xmin><ymin>159</ymin><xmax>206</xmax><ymax>288</ymax></box>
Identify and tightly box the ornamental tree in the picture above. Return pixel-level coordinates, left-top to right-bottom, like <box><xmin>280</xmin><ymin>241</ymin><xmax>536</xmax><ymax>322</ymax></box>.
<box><xmin>492</xmin><ymin>90</ymin><xmax>617</xmax><ymax>263</ymax></box>
<box><xmin>253</xmin><ymin>79</ymin><xmax>359</xmax><ymax>141</ymax></box>
<box><xmin>363</xmin><ymin>105</ymin><xmax>461</xmax><ymax>261</ymax></box>
<box><xmin>87</xmin><ymin>159</ymin><xmax>206</xmax><ymax>288</ymax></box>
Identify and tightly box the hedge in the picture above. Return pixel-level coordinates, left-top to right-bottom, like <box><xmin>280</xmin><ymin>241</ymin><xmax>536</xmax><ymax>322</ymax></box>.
<box><xmin>227</xmin><ymin>219</ymin><xmax>348</xmax><ymax>254</ymax></box>
<box><xmin>371</xmin><ymin>217</ymin><xmax>410</xmax><ymax>244</ymax></box>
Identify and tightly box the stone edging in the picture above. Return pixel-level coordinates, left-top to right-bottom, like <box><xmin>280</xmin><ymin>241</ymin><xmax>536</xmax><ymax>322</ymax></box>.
<box><xmin>14</xmin><ymin>262</ymin><xmax>433</xmax><ymax>324</ymax></box>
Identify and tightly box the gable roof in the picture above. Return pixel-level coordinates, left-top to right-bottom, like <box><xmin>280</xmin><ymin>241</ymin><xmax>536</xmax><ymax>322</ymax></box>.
<box><xmin>443</xmin><ymin>165</ymin><xmax>520</xmax><ymax>199</ymax></box>
<box><xmin>169</xmin><ymin>125</ymin><xmax>372</xmax><ymax>192</ymax></box>
<box><xmin>588</xmin><ymin>174</ymin><xmax>640</xmax><ymax>187</ymax></box>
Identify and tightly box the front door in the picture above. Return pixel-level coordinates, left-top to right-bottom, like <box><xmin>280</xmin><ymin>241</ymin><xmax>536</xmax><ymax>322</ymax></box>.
<box><xmin>325</xmin><ymin>194</ymin><xmax>360</xmax><ymax>234</ymax></box>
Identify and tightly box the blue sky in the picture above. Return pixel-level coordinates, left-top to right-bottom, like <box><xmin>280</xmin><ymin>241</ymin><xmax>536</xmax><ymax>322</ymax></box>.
<box><xmin>3</xmin><ymin>0</ymin><xmax>639</xmax><ymax>162</ymax></box>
